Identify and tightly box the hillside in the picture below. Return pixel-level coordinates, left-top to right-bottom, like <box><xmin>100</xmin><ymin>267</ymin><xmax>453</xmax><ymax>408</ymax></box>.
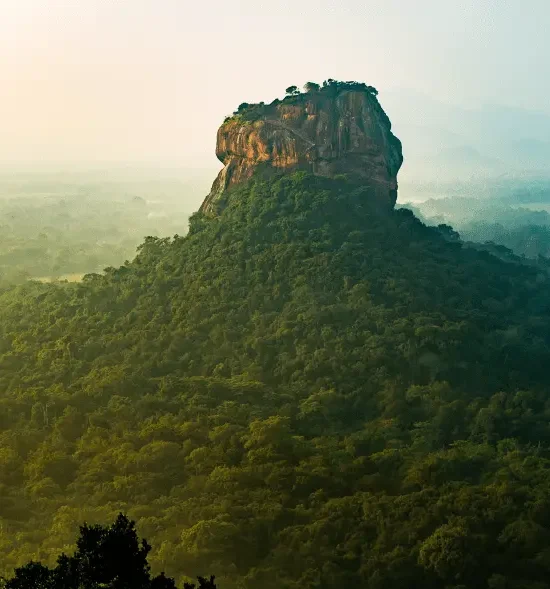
<box><xmin>2</xmin><ymin>86</ymin><xmax>550</xmax><ymax>588</ymax></box>
<box><xmin>1</xmin><ymin>173</ymin><xmax>550</xmax><ymax>587</ymax></box>
<box><xmin>401</xmin><ymin>178</ymin><xmax>550</xmax><ymax>259</ymax></box>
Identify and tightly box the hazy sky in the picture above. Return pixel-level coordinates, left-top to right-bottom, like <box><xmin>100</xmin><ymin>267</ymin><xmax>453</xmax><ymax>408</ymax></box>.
<box><xmin>1</xmin><ymin>0</ymin><xmax>549</xmax><ymax>168</ymax></box>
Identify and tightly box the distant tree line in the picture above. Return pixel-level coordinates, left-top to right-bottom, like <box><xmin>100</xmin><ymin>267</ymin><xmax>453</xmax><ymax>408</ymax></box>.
<box><xmin>226</xmin><ymin>79</ymin><xmax>379</xmax><ymax>121</ymax></box>
<box><xmin>286</xmin><ymin>79</ymin><xmax>378</xmax><ymax>96</ymax></box>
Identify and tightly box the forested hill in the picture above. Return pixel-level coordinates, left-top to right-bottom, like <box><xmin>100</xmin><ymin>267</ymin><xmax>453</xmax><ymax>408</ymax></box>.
<box><xmin>2</xmin><ymin>172</ymin><xmax>550</xmax><ymax>588</ymax></box>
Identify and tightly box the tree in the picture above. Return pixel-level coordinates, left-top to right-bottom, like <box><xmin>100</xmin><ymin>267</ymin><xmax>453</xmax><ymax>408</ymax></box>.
<box><xmin>3</xmin><ymin>562</ymin><xmax>52</xmax><ymax>589</ymax></box>
<box><xmin>151</xmin><ymin>572</ymin><xmax>178</xmax><ymax>589</ymax></box>
<box><xmin>184</xmin><ymin>577</ymin><xmax>217</xmax><ymax>589</ymax></box>
<box><xmin>285</xmin><ymin>86</ymin><xmax>299</xmax><ymax>96</ymax></box>
<box><xmin>437</xmin><ymin>223</ymin><xmax>460</xmax><ymax>242</ymax></box>
<box><xmin>418</xmin><ymin>519</ymin><xmax>482</xmax><ymax>582</ymax></box>
<box><xmin>3</xmin><ymin>515</ymin><xmax>215</xmax><ymax>589</ymax></box>
<box><xmin>235</xmin><ymin>102</ymin><xmax>250</xmax><ymax>114</ymax></box>
<box><xmin>303</xmin><ymin>82</ymin><xmax>320</xmax><ymax>93</ymax></box>
<box><xmin>72</xmin><ymin>513</ymin><xmax>152</xmax><ymax>588</ymax></box>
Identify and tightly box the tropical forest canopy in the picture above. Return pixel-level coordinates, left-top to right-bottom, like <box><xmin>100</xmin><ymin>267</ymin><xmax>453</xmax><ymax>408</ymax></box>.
<box><xmin>1</xmin><ymin>172</ymin><xmax>550</xmax><ymax>588</ymax></box>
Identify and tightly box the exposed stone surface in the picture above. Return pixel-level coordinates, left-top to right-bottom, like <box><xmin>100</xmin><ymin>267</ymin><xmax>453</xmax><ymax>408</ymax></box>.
<box><xmin>201</xmin><ymin>86</ymin><xmax>403</xmax><ymax>214</ymax></box>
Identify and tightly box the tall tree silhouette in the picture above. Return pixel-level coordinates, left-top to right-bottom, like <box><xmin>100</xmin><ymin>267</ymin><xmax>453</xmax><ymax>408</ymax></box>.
<box><xmin>2</xmin><ymin>515</ymin><xmax>215</xmax><ymax>589</ymax></box>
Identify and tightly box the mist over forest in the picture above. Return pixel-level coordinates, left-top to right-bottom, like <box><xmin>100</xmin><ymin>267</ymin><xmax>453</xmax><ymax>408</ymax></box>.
<box><xmin>4</xmin><ymin>89</ymin><xmax>550</xmax><ymax>283</ymax></box>
<box><xmin>0</xmin><ymin>169</ymin><xmax>210</xmax><ymax>284</ymax></box>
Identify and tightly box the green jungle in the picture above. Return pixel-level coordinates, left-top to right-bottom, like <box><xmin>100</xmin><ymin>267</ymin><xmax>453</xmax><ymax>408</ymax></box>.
<box><xmin>1</xmin><ymin>170</ymin><xmax>550</xmax><ymax>588</ymax></box>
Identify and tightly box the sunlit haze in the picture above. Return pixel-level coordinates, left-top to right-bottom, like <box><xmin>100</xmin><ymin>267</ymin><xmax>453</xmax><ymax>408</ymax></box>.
<box><xmin>2</xmin><ymin>0</ymin><xmax>549</xmax><ymax>173</ymax></box>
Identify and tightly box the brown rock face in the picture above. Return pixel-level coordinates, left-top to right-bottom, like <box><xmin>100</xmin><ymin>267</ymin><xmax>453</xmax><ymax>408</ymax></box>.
<box><xmin>201</xmin><ymin>88</ymin><xmax>403</xmax><ymax>214</ymax></box>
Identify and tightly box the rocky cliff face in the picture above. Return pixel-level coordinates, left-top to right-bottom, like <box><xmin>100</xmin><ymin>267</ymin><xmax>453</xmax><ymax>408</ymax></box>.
<box><xmin>201</xmin><ymin>86</ymin><xmax>403</xmax><ymax>214</ymax></box>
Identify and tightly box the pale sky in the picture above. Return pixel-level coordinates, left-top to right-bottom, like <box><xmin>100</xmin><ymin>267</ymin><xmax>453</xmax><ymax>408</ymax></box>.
<box><xmin>1</xmin><ymin>0</ymin><xmax>549</xmax><ymax>168</ymax></box>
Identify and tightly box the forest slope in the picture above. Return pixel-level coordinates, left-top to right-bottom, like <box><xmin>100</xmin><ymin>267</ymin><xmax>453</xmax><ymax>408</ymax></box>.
<box><xmin>1</xmin><ymin>173</ymin><xmax>550</xmax><ymax>588</ymax></box>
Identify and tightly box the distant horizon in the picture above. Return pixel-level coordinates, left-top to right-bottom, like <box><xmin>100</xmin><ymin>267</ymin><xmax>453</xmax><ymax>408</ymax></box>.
<box><xmin>2</xmin><ymin>84</ymin><xmax>550</xmax><ymax>168</ymax></box>
<box><xmin>2</xmin><ymin>81</ymin><xmax>550</xmax><ymax>188</ymax></box>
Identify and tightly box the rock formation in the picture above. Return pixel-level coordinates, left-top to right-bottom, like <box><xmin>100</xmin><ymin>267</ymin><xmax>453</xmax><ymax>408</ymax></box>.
<box><xmin>201</xmin><ymin>82</ymin><xmax>403</xmax><ymax>214</ymax></box>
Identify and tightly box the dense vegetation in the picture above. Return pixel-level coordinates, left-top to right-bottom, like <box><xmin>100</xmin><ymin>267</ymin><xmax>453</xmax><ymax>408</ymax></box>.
<box><xmin>2</xmin><ymin>172</ymin><xmax>550</xmax><ymax>587</ymax></box>
<box><xmin>226</xmin><ymin>79</ymin><xmax>380</xmax><ymax>124</ymax></box>
<box><xmin>2</xmin><ymin>514</ymin><xmax>216</xmax><ymax>589</ymax></box>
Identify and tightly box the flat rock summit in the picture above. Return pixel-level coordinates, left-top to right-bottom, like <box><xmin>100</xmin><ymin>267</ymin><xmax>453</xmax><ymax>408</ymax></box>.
<box><xmin>201</xmin><ymin>80</ymin><xmax>403</xmax><ymax>214</ymax></box>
